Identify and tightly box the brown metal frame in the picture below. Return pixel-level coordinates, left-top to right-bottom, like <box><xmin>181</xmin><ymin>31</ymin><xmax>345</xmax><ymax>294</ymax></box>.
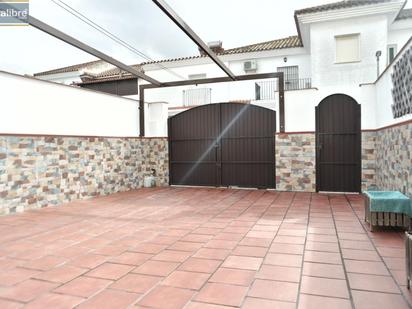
<box><xmin>139</xmin><ymin>72</ymin><xmax>285</xmax><ymax>136</ymax></box>
<box><xmin>152</xmin><ymin>0</ymin><xmax>236</xmax><ymax>80</ymax></box>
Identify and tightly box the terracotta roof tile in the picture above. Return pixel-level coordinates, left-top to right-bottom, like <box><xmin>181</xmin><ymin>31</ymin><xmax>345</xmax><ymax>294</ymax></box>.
<box><xmin>78</xmin><ymin>36</ymin><xmax>302</xmax><ymax>84</ymax></box>
<box><xmin>34</xmin><ymin>60</ymin><xmax>104</xmax><ymax>77</ymax></box>
<box><xmin>295</xmin><ymin>0</ymin><xmax>394</xmax><ymax>15</ymax></box>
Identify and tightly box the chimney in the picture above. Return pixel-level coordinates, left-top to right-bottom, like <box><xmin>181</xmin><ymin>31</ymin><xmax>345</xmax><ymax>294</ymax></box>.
<box><xmin>199</xmin><ymin>41</ymin><xmax>224</xmax><ymax>56</ymax></box>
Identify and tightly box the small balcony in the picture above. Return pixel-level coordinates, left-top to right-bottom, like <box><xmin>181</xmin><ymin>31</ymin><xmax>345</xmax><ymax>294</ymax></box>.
<box><xmin>182</xmin><ymin>88</ymin><xmax>212</xmax><ymax>106</ymax></box>
<box><xmin>255</xmin><ymin>78</ymin><xmax>312</xmax><ymax>100</ymax></box>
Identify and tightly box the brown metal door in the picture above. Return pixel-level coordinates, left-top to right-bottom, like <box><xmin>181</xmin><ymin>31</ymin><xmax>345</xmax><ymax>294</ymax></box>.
<box><xmin>168</xmin><ymin>103</ymin><xmax>276</xmax><ymax>188</ymax></box>
<box><xmin>316</xmin><ymin>94</ymin><xmax>361</xmax><ymax>193</ymax></box>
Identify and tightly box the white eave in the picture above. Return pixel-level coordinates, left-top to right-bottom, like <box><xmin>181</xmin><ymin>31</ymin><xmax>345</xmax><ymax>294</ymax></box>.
<box><xmin>297</xmin><ymin>1</ymin><xmax>405</xmax><ymax>24</ymax></box>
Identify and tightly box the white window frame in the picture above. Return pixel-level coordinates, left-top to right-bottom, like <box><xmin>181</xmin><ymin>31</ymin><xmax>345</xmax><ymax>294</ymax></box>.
<box><xmin>387</xmin><ymin>44</ymin><xmax>397</xmax><ymax>65</ymax></box>
<box><xmin>335</xmin><ymin>33</ymin><xmax>361</xmax><ymax>64</ymax></box>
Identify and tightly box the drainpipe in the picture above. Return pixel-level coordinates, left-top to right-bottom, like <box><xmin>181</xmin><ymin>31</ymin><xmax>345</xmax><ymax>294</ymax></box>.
<box><xmin>375</xmin><ymin>50</ymin><xmax>382</xmax><ymax>78</ymax></box>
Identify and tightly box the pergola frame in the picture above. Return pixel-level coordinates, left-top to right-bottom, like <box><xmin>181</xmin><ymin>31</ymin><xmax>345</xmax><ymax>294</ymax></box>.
<box><xmin>6</xmin><ymin>1</ymin><xmax>287</xmax><ymax>136</ymax></box>
<box><xmin>151</xmin><ymin>0</ymin><xmax>236</xmax><ymax>80</ymax></box>
<box><xmin>139</xmin><ymin>72</ymin><xmax>285</xmax><ymax>136</ymax></box>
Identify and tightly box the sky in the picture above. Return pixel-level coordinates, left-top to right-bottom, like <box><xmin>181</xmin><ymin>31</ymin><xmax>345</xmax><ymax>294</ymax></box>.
<box><xmin>0</xmin><ymin>0</ymin><xmax>410</xmax><ymax>75</ymax></box>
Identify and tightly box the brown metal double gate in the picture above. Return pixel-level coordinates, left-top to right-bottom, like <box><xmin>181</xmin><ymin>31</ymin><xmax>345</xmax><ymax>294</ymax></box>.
<box><xmin>168</xmin><ymin>103</ymin><xmax>276</xmax><ymax>189</ymax></box>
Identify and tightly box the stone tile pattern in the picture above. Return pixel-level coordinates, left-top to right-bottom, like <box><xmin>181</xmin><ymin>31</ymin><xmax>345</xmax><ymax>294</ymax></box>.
<box><xmin>375</xmin><ymin>122</ymin><xmax>412</xmax><ymax>197</ymax></box>
<box><xmin>276</xmin><ymin>132</ymin><xmax>377</xmax><ymax>192</ymax></box>
<box><xmin>276</xmin><ymin>133</ymin><xmax>316</xmax><ymax>192</ymax></box>
<box><xmin>0</xmin><ymin>188</ymin><xmax>409</xmax><ymax>308</ymax></box>
<box><xmin>0</xmin><ymin>136</ymin><xmax>168</xmax><ymax>214</ymax></box>
<box><xmin>362</xmin><ymin>131</ymin><xmax>377</xmax><ymax>191</ymax></box>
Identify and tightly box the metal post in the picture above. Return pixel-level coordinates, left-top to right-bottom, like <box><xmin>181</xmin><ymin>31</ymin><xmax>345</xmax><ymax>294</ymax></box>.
<box><xmin>278</xmin><ymin>73</ymin><xmax>285</xmax><ymax>133</ymax></box>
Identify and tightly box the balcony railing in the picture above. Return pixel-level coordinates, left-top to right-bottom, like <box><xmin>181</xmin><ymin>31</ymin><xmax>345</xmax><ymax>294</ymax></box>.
<box><xmin>182</xmin><ymin>88</ymin><xmax>212</xmax><ymax>106</ymax></box>
<box><xmin>255</xmin><ymin>78</ymin><xmax>312</xmax><ymax>100</ymax></box>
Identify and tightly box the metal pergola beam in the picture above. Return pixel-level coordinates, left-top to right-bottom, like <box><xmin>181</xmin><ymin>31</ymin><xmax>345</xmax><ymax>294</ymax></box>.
<box><xmin>139</xmin><ymin>72</ymin><xmax>285</xmax><ymax>136</ymax></box>
<box><xmin>27</xmin><ymin>15</ymin><xmax>162</xmax><ymax>86</ymax></box>
<box><xmin>152</xmin><ymin>0</ymin><xmax>237</xmax><ymax>81</ymax></box>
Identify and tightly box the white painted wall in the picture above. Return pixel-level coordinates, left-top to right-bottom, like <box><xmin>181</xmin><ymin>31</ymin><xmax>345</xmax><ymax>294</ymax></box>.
<box><xmin>310</xmin><ymin>14</ymin><xmax>389</xmax><ymax>87</ymax></box>
<box><xmin>374</xmin><ymin>37</ymin><xmax>412</xmax><ymax>128</ymax></box>
<box><xmin>0</xmin><ymin>71</ymin><xmax>140</xmax><ymax>137</ymax></box>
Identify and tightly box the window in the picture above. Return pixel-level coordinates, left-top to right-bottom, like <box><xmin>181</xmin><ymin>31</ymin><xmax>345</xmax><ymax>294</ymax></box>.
<box><xmin>335</xmin><ymin>34</ymin><xmax>360</xmax><ymax>63</ymax></box>
<box><xmin>277</xmin><ymin>65</ymin><xmax>299</xmax><ymax>90</ymax></box>
<box><xmin>188</xmin><ymin>73</ymin><xmax>206</xmax><ymax>80</ymax></box>
<box><xmin>388</xmin><ymin>44</ymin><xmax>397</xmax><ymax>64</ymax></box>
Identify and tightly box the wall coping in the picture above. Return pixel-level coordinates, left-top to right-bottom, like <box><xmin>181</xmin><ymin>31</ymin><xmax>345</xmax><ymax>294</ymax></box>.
<box><xmin>0</xmin><ymin>133</ymin><xmax>167</xmax><ymax>139</ymax></box>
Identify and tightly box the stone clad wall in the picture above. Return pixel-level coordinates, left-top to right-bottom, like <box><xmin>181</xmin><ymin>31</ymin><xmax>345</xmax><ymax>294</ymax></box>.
<box><xmin>361</xmin><ymin>131</ymin><xmax>377</xmax><ymax>191</ymax></box>
<box><xmin>0</xmin><ymin>136</ymin><xmax>168</xmax><ymax>215</ymax></box>
<box><xmin>276</xmin><ymin>133</ymin><xmax>316</xmax><ymax>192</ymax></box>
<box><xmin>375</xmin><ymin>122</ymin><xmax>412</xmax><ymax>198</ymax></box>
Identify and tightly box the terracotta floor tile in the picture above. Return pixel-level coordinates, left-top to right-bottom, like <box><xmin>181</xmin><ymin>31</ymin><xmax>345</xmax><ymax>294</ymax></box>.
<box><xmin>306</xmin><ymin>234</ymin><xmax>338</xmax><ymax>243</ymax></box>
<box><xmin>0</xmin><ymin>299</ymin><xmax>22</xmax><ymax>309</ymax></box>
<box><xmin>138</xmin><ymin>285</ymin><xmax>194</xmax><ymax>309</ymax></box>
<box><xmin>152</xmin><ymin>250</ymin><xmax>192</xmax><ymax>263</ymax></box>
<box><xmin>300</xmin><ymin>276</ymin><xmax>349</xmax><ymax>298</ymax></box>
<box><xmin>24</xmin><ymin>293</ymin><xmax>83</xmax><ymax>309</ymax></box>
<box><xmin>352</xmin><ymin>290</ymin><xmax>410</xmax><ymax>309</ymax></box>
<box><xmin>305</xmin><ymin>241</ymin><xmax>340</xmax><ymax>253</ymax></box>
<box><xmin>77</xmin><ymin>289</ymin><xmax>140</xmax><ymax>309</ymax></box>
<box><xmin>205</xmin><ymin>240</ymin><xmax>238</xmax><ymax>250</ymax></box>
<box><xmin>185</xmin><ymin>301</ymin><xmax>232</xmax><ymax>309</ymax></box>
<box><xmin>53</xmin><ymin>276</ymin><xmax>111</xmax><ymax>298</ymax></box>
<box><xmin>110</xmin><ymin>273</ymin><xmax>161</xmax><ymax>293</ymax></box>
<box><xmin>162</xmin><ymin>270</ymin><xmax>209</xmax><ymax>290</ymax></box>
<box><xmin>182</xmin><ymin>234</ymin><xmax>213</xmax><ymax>243</ymax></box>
<box><xmin>304</xmin><ymin>251</ymin><xmax>342</xmax><ymax>264</ymax></box>
<box><xmin>341</xmin><ymin>248</ymin><xmax>381</xmax><ymax>261</ymax></box>
<box><xmin>273</xmin><ymin>236</ymin><xmax>306</xmax><ymax>245</ymax></box>
<box><xmin>69</xmin><ymin>254</ymin><xmax>108</xmax><ymax>269</ymax></box>
<box><xmin>32</xmin><ymin>265</ymin><xmax>87</xmax><ymax>284</ymax></box>
<box><xmin>382</xmin><ymin>256</ymin><xmax>405</xmax><ymax>270</ymax></box>
<box><xmin>134</xmin><ymin>260</ymin><xmax>179</xmax><ymax>276</ymax></box>
<box><xmin>92</xmin><ymin>245</ymin><xmax>128</xmax><ymax>256</ymax></box>
<box><xmin>179</xmin><ymin>258</ymin><xmax>221</xmax><ymax>273</ymax></box>
<box><xmin>0</xmin><ymin>268</ymin><xmax>39</xmax><ymax>286</ymax></box>
<box><xmin>269</xmin><ymin>243</ymin><xmax>304</xmax><ymax>255</ymax></box>
<box><xmin>231</xmin><ymin>245</ymin><xmax>268</xmax><ymax>257</ymax></box>
<box><xmin>168</xmin><ymin>241</ymin><xmax>203</xmax><ymax>252</ymax></box>
<box><xmin>209</xmin><ymin>267</ymin><xmax>255</xmax><ymax>286</ymax></box>
<box><xmin>344</xmin><ymin>260</ymin><xmax>390</xmax><ymax>276</ymax></box>
<box><xmin>376</xmin><ymin>246</ymin><xmax>404</xmax><ymax>258</ymax></box>
<box><xmin>1</xmin><ymin>190</ymin><xmax>411</xmax><ymax>309</ymax></box>
<box><xmin>222</xmin><ymin>256</ymin><xmax>262</xmax><ymax>270</ymax></box>
<box><xmin>0</xmin><ymin>279</ymin><xmax>58</xmax><ymax>302</ymax></box>
<box><xmin>248</xmin><ymin>279</ymin><xmax>299</xmax><ymax>302</ymax></box>
<box><xmin>195</xmin><ymin>282</ymin><xmax>248</xmax><ymax>307</ymax></box>
<box><xmin>256</xmin><ymin>264</ymin><xmax>301</xmax><ymax>282</ymax></box>
<box><xmin>131</xmin><ymin>242</ymin><xmax>167</xmax><ymax>254</ymax></box>
<box><xmin>298</xmin><ymin>294</ymin><xmax>352</xmax><ymax>309</ymax></box>
<box><xmin>242</xmin><ymin>297</ymin><xmax>295</xmax><ymax>309</ymax></box>
<box><xmin>239</xmin><ymin>237</ymin><xmax>272</xmax><ymax>247</ymax></box>
<box><xmin>339</xmin><ymin>240</ymin><xmax>375</xmax><ymax>251</ymax></box>
<box><xmin>109</xmin><ymin>251</ymin><xmax>151</xmax><ymax>266</ymax></box>
<box><xmin>347</xmin><ymin>273</ymin><xmax>400</xmax><ymax>293</ymax></box>
<box><xmin>264</xmin><ymin>253</ymin><xmax>302</xmax><ymax>267</ymax></box>
<box><xmin>149</xmin><ymin>235</ymin><xmax>180</xmax><ymax>245</ymax></box>
<box><xmin>193</xmin><ymin>248</ymin><xmax>231</xmax><ymax>260</ymax></box>
<box><xmin>302</xmin><ymin>262</ymin><xmax>345</xmax><ymax>279</ymax></box>
<box><xmin>246</xmin><ymin>231</ymin><xmax>276</xmax><ymax>239</ymax></box>
<box><xmin>86</xmin><ymin>263</ymin><xmax>133</xmax><ymax>280</ymax></box>
<box><xmin>22</xmin><ymin>255</ymin><xmax>68</xmax><ymax>271</ymax></box>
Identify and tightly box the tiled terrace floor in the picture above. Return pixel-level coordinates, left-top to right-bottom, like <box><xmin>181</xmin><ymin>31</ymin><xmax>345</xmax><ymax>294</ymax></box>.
<box><xmin>0</xmin><ymin>187</ymin><xmax>411</xmax><ymax>309</ymax></box>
